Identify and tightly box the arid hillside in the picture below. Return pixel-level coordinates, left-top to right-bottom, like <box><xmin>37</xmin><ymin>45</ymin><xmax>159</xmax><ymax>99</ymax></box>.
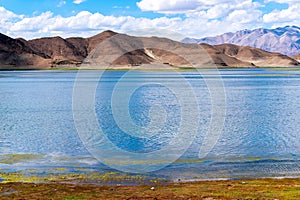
<box><xmin>0</xmin><ymin>31</ymin><xmax>299</xmax><ymax>69</ymax></box>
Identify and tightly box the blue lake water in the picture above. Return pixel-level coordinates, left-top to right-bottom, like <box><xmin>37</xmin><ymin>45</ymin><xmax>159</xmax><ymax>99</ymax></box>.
<box><xmin>0</xmin><ymin>69</ymin><xmax>300</xmax><ymax>182</ymax></box>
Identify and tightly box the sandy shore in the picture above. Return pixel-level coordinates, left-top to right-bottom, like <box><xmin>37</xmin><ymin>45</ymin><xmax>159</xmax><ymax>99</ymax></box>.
<box><xmin>0</xmin><ymin>178</ymin><xmax>300</xmax><ymax>199</ymax></box>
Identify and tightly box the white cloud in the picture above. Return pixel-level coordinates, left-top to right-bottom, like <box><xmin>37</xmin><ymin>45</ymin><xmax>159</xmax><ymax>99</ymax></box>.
<box><xmin>57</xmin><ymin>1</ymin><xmax>66</xmax><ymax>7</ymax></box>
<box><xmin>0</xmin><ymin>6</ymin><xmax>24</xmax><ymax>36</ymax></box>
<box><xmin>263</xmin><ymin>3</ymin><xmax>300</xmax><ymax>27</ymax></box>
<box><xmin>10</xmin><ymin>12</ymin><xmax>54</xmax><ymax>32</ymax></box>
<box><xmin>73</xmin><ymin>0</ymin><xmax>86</xmax><ymax>5</ymax></box>
<box><xmin>136</xmin><ymin>0</ymin><xmax>257</xmax><ymax>14</ymax></box>
<box><xmin>0</xmin><ymin>6</ymin><xmax>23</xmax><ymax>23</ymax></box>
<box><xmin>137</xmin><ymin>0</ymin><xmax>203</xmax><ymax>13</ymax></box>
<box><xmin>264</xmin><ymin>0</ymin><xmax>300</xmax><ymax>4</ymax></box>
<box><xmin>0</xmin><ymin>5</ymin><xmax>264</xmax><ymax>40</ymax></box>
<box><xmin>227</xmin><ymin>9</ymin><xmax>262</xmax><ymax>24</ymax></box>
<box><xmin>0</xmin><ymin>0</ymin><xmax>298</xmax><ymax>40</ymax></box>
<box><xmin>136</xmin><ymin>0</ymin><xmax>263</xmax><ymax>30</ymax></box>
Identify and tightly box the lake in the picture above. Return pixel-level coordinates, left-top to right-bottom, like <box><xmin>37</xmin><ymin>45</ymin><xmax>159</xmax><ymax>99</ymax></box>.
<box><xmin>0</xmin><ymin>69</ymin><xmax>300</xmax><ymax>183</ymax></box>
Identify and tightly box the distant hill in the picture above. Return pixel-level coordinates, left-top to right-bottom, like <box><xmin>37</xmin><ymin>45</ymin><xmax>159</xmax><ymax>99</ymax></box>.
<box><xmin>213</xmin><ymin>43</ymin><xmax>299</xmax><ymax>67</ymax></box>
<box><xmin>182</xmin><ymin>26</ymin><xmax>300</xmax><ymax>56</ymax></box>
<box><xmin>0</xmin><ymin>30</ymin><xmax>299</xmax><ymax>69</ymax></box>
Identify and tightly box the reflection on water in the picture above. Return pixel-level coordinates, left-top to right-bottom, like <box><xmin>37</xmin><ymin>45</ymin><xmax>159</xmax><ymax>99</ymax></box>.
<box><xmin>0</xmin><ymin>69</ymin><xmax>300</xmax><ymax>182</ymax></box>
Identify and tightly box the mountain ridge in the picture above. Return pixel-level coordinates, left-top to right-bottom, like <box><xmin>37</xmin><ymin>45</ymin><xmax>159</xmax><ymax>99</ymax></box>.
<box><xmin>0</xmin><ymin>30</ymin><xmax>299</xmax><ymax>69</ymax></box>
<box><xmin>182</xmin><ymin>26</ymin><xmax>300</xmax><ymax>56</ymax></box>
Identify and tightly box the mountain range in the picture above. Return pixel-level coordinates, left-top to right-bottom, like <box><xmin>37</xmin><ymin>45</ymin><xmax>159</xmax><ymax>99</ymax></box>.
<box><xmin>182</xmin><ymin>26</ymin><xmax>300</xmax><ymax>56</ymax></box>
<box><xmin>0</xmin><ymin>28</ymin><xmax>299</xmax><ymax>69</ymax></box>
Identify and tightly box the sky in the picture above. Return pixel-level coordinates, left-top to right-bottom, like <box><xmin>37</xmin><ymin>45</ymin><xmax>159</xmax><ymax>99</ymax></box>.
<box><xmin>0</xmin><ymin>0</ymin><xmax>299</xmax><ymax>39</ymax></box>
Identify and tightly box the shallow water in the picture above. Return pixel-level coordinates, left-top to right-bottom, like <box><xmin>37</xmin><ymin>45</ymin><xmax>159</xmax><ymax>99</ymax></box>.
<box><xmin>0</xmin><ymin>69</ymin><xmax>300</xmax><ymax>182</ymax></box>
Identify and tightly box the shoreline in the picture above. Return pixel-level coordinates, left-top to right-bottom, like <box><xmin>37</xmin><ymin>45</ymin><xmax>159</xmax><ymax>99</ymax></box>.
<box><xmin>172</xmin><ymin>175</ymin><xmax>300</xmax><ymax>183</ymax></box>
<box><xmin>1</xmin><ymin>66</ymin><xmax>300</xmax><ymax>72</ymax></box>
<box><xmin>1</xmin><ymin>177</ymin><xmax>300</xmax><ymax>199</ymax></box>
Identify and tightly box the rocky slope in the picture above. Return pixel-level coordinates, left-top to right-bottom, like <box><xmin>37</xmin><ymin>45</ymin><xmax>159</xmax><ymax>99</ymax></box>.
<box><xmin>213</xmin><ymin>44</ymin><xmax>299</xmax><ymax>67</ymax></box>
<box><xmin>293</xmin><ymin>54</ymin><xmax>300</xmax><ymax>62</ymax></box>
<box><xmin>0</xmin><ymin>31</ymin><xmax>299</xmax><ymax>69</ymax></box>
<box><xmin>183</xmin><ymin>26</ymin><xmax>300</xmax><ymax>56</ymax></box>
<box><xmin>0</xmin><ymin>33</ymin><xmax>50</xmax><ymax>68</ymax></box>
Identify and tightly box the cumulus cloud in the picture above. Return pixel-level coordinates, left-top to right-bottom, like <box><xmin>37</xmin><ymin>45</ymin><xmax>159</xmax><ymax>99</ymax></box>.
<box><xmin>0</xmin><ymin>6</ymin><xmax>24</xmax><ymax>36</ymax></box>
<box><xmin>0</xmin><ymin>5</ymin><xmax>264</xmax><ymax>40</ymax></box>
<box><xmin>0</xmin><ymin>0</ymin><xmax>298</xmax><ymax>40</ymax></box>
<box><xmin>262</xmin><ymin>1</ymin><xmax>300</xmax><ymax>27</ymax></box>
<box><xmin>73</xmin><ymin>0</ymin><xmax>86</xmax><ymax>5</ymax></box>
<box><xmin>136</xmin><ymin>0</ymin><xmax>259</xmax><ymax>15</ymax></box>
<box><xmin>0</xmin><ymin>6</ymin><xmax>23</xmax><ymax>23</ymax></box>
<box><xmin>137</xmin><ymin>0</ymin><xmax>203</xmax><ymax>13</ymax></box>
<box><xmin>226</xmin><ymin>9</ymin><xmax>262</xmax><ymax>24</ymax></box>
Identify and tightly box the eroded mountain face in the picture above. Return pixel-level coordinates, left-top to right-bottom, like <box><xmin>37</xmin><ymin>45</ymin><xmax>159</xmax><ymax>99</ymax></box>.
<box><xmin>0</xmin><ymin>30</ymin><xmax>299</xmax><ymax>69</ymax></box>
<box><xmin>183</xmin><ymin>26</ymin><xmax>300</xmax><ymax>56</ymax></box>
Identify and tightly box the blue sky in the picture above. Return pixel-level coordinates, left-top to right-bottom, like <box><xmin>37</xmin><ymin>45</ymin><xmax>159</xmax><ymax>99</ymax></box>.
<box><xmin>0</xmin><ymin>0</ymin><xmax>163</xmax><ymax>18</ymax></box>
<box><xmin>0</xmin><ymin>0</ymin><xmax>299</xmax><ymax>39</ymax></box>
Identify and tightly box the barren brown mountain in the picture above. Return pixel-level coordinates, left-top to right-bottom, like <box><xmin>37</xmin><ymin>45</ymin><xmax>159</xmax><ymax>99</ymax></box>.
<box><xmin>0</xmin><ymin>33</ymin><xmax>50</xmax><ymax>68</ymax></box>
<box><xmin>86</xmin><ymin>30</ymin><xmax>117</xmax><ymax>52</ymax></box>
<box><xmin>82</xmin><ymin>33</ymin><xmax>215</xmax><ymax>68</ymax></box>
<box><xmin>199</xmin><ymin>43</ymin><xmax>254</xmax><ymax>67</ymax></box>
<box><xmin>27</xmin><ymin>36</ymin><xmax>86</xmax><ymax>66</ymax></box>
<box><xmin>293</xmin><ymin>54</ymin><xmax>300</xmax><ymax>62</ymax></box>
<box><xmin>214</xmin><ymin>44</ymin><xmax>299</xmax><ymax>67</ymax></box>
<box><xmin>0</xmin><ymin>31</ymin><xmax>299</xmax><ymax>69</ymax></box>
